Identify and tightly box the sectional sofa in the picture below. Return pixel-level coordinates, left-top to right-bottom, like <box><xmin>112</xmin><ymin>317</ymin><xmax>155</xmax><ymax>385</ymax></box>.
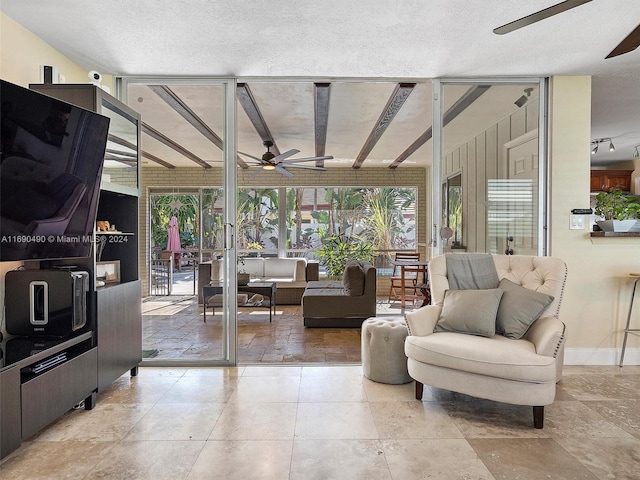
<box><xmin>198</xmin><ymin>257</ymin><xmax>319</xmax><ymax>305</ymax></box>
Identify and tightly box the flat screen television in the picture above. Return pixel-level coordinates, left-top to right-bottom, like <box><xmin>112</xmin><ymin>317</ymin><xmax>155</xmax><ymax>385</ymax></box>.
<box><xmin>1</xmin><ymin>79</ymin><xmax>109</xmax><ymax>261</ymax></box>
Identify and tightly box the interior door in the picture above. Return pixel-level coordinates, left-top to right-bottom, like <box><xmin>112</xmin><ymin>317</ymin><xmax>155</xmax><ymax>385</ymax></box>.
<box><xmin>505</xmin><ymin>130</ymin><xmax>539</xmax><ymax>255</ymax></box>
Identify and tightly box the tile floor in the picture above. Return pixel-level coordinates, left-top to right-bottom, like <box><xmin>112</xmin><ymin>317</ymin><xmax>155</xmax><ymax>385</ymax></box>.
<box><xmin>142</xmin><ymin>296</ymin><xmax>404</xmax><ymax>363</ymax></box>
<box><xmin>1</xmin><ymin>364</ymin><xmax>639</xmax><ymax>479</ymax></box>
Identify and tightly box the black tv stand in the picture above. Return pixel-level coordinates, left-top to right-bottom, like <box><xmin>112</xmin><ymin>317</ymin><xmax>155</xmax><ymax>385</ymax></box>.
<box><xmin>0</xmin><ymin>331</ymin><xmax>97</xmax><ymax>459</ymax></box>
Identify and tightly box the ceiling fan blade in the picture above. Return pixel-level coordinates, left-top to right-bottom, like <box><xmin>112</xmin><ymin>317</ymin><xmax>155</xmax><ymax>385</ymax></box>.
<box><xmin>493</xmin><ymin>0</ymin><xmax>591</xmax><ymax>35</ymax></box>
<box><xmin>280</xmin><ymin>155</ymin><xmax>334</xmax><ymax>164</ymax></box>
<box><xmin>275</xmin><ymin>165</ymin><xmax>295</xmax><ymax>177</ymax></box>
<box><xmin>272</xmin><ymin>149</ymin><xmax>300</xmax><ymax>162</ymax></box>
<box><xmin>606</xmin><ymin>23</ymin><xmax>640</xmax><ymax>58</ymax></box>
<box><xmin>284</xmin><ymin>164</ymin><xmax>327</xmax><ymax>171</ymax></box>
<box><xmin>249</xmin><ymin>166</ymin><xmax>265</xmax><ymax>178</ymax></box>
<box><xmin>238</xmin><ymin>151</ymin><xmax>265</xmax><ymax>163</ymax></box>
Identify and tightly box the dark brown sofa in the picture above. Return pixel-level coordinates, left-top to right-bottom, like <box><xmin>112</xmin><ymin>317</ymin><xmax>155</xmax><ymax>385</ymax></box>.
<box><xmin>302</xmin><ymin>260</ymin><xmax>377</xmax><ymax>327</ymax></box>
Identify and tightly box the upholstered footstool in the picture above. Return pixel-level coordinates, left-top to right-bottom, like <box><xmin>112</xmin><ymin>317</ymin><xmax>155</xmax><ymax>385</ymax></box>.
<box><xmin>361</xmin><ymin>317</ymin><xmax>412</xmax><ymax>384</ymax></box>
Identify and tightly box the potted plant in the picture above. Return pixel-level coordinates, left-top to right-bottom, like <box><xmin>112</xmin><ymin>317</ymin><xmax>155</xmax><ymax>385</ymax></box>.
<box><xmin>317</xmin><ymin>234</ymin><xmax>376</xmax><ymax>279</ymax></box>
<box><xmin>237</xmin><ymin>256</ymin><xmax>251</xmax><ymax>285</ymax></box>
<box><xmin>594</xmin><ymin>188</ymin><xmax>640</xmax><ymax>232</ymax></box>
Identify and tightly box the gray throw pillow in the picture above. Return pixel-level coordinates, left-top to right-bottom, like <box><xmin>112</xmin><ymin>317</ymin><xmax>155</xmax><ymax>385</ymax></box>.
<box><xmin>342</xmin><ymin>260</ymin><xmax>365</xmax><ymax>296</ymax></box>
<box><xmin>496</xmin><ymin>278</ymin><xmax>554</xmax><ymax>339</ymax></box>
<box><xmin>434</xmin><ymin>288</ymin><xmax>503</xmax><ymax>337</ymax></box>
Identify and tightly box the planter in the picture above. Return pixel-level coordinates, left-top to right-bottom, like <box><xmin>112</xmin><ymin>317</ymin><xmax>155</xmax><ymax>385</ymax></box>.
<box><xmin>237</xmin><ymin>273</ymin><xmax>251</xmax><ymax>286</ymax></box>
<box><xmin>596</xmin><ymin>219</ymin><xmax>638</xmax><ymax>232</ymax></box>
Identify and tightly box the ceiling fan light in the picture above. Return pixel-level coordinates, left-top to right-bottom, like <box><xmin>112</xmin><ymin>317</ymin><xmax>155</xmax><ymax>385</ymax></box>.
<box><xmin>262</xmin><ymin>164</ymin><xmax>276</xmax><ymax>171</ymax></box>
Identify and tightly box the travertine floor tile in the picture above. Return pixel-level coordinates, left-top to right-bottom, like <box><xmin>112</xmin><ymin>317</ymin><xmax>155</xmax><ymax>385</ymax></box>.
<box><xmin>88</xmin><ymin>439</ymin><xmax>205</xmax><ymax>479</ymax></box>
<box><xmin>290</xmin><ymin>439</ymin><xmax>392</xmax><ymax>480</ymax></box>
<box><xmin>295</xmin><ymin>402</ymin><xmax>379</xmax><ymax>439</ymax></box>
<box><xmin>124</xmin><ymin>402</ymin><xmax>225</xmax><ymax>441</ymax></box>
<box><xmin>370</xmin><ymin>401</ymin><xmax>463</xmax><ymax>439</ymax></box>
<box><xmin>186</xmin><ymin>440</ymin><xmax>293</xmax><ymax>480</ymax></box>
<box><xmin>468</xmin><ymin>437</ymin><xmax>599</xmax><ymax>479</ymax></box>
<box><xmin>210</xmin><ymin>402</ymin><xmax>297</xmax><ymax>440</ymax></box>
<box><xmin>382</xmin><ymin>438</ymin><xmax>495</xmax><ymax>480</ymax></box>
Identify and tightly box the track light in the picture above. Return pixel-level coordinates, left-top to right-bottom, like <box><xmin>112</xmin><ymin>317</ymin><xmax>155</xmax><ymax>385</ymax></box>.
<box><xmin>591</xmin><ymin>138</ymin><xmax>615</xmax><ymax>156</ymax></box>
<box><xmin>634</xmin><ymin>145</ymin><xmax>640</xmax><ymax>158</ymax></box>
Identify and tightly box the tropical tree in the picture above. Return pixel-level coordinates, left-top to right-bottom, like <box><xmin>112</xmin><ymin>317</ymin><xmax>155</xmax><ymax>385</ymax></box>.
<box><xmin>361</xmin><ymin>188</ymin><xmax>416</xmax><ymax>251</ymax></box>
<box><xmin>150</xmin><ymin>194</ymin><xmax>199</xmax><ymax>250</ymax></box>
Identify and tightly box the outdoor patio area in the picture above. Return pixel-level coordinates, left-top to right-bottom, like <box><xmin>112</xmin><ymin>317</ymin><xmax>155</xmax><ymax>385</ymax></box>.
<box><xmin>142</xmin><ymin>268</ymin><xmax>408</xmax><ymax>364</ymax></box>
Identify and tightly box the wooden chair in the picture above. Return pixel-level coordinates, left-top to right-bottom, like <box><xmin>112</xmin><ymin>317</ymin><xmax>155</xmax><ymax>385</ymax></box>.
<box><xmin>388</xmin><ymin>252</ymin><xmax>422</xmax><ymax>303</ymax></box>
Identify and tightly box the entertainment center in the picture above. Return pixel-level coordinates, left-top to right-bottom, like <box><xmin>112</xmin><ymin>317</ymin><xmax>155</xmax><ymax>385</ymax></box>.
<box><xmin>0</xmin><ymin>82</ymin><xmax>142</xmax><ymax>459</ymax></box>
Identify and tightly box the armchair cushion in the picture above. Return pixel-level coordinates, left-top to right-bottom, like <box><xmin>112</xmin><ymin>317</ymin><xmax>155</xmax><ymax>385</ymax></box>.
<box><xmin>496</xmin><ymin>278</ymin><xmax>554</xmax><ymax>339</ymax></box>
<box><xmin>434</xmin><ymin>288</ymin><xmax>503</xmax><ymax>337</ymax></box>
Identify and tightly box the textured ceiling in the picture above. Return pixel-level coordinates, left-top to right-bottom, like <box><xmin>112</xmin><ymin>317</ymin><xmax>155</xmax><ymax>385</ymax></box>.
<box><xmin>2</xmin><ymin>0</ymin><xmax>639</xmax><ymax>168</ymax></box>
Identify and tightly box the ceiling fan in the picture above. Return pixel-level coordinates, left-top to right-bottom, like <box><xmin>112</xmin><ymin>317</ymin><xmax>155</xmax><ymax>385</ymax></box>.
<box><xmin>241</xmin><ymin>141</ymin><xmax>332</xmax><ymax>177</ymax></box>
<box><xmin>493</xmin><ymin>0</ymin><xmax>640</xmax><ymax>59</ymax></box>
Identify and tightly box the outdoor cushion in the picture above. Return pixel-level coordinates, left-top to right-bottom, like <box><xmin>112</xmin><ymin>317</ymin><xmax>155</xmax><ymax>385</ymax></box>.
<box><xmin>343</xmin><ymin>260</ymin><xmax>365</xmax><ymax>296</ymax></box>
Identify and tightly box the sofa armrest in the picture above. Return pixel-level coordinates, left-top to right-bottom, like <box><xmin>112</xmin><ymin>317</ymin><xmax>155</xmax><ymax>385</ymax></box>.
<box><xmin>306</xmin><ymin>261</ymin><xmax>320</xmax><ymax>281</ymax></box>
<box><xmin>404</xmin><ymin>305</ymin><xmax>442</xmax><ymax>337</ymax></box>
<box><xmin>522</xmin><ymin>315</ymin><xmax>566</xmax><ymax>357</ymax></box>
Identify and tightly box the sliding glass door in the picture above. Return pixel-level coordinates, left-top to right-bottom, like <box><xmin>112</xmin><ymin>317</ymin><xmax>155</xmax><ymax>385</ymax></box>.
<box><xmin>122</xmin><ymin>77</ymin><xmax>238</xmax><ymax>365</ymax></box>
<box><xmin>432</xmin><ymin>79</ymin><xmax>547</xmax><ymax>256</ymax></box>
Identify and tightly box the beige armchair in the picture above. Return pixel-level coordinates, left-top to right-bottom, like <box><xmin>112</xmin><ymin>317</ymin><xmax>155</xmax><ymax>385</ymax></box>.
<box><xmin>404</xmin><ymin>254</ymin><xmax>567</xmax><ymax>428</ymax></box>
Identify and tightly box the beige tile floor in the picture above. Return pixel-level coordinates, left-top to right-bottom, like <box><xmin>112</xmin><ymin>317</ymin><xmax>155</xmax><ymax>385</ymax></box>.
<box><xmin>2</xmin><ymin>364</ymin><xmax>639</xmax><ymax>479</ymax></box>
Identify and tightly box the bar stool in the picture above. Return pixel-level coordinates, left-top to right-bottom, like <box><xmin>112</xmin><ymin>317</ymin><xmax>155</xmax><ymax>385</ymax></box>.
<box><xmin>620</xmin><ymin>273</ymin><xmax>640</xmax><ymax>367</ymax></box>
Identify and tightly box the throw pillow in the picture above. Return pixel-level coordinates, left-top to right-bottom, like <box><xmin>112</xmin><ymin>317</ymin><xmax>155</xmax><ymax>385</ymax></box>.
<box><xmin>434</xmin><ymin>288</ymin><xmax>503</xmax><ymax>337</ymax></box>
<box><xmin>343</xmin><ymin>260</ymin><xmax>365</xmax><ymax>296</ymax></box>
<box><xmin>496</xmin><ymin>278</ymin><xmax>554</xmax><ymax>339</ymax></box>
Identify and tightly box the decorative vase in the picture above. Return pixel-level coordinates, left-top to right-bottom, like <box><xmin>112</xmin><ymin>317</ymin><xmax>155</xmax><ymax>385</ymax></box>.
<box><xmin>237</xmin><ymin>273</ymin><xmax>250</xmax><ymax>286</ymax></box>
<box><xmin>596</xmin><ymin>219</ymin><xmax>638</xmax><ymax>232</ymax></box>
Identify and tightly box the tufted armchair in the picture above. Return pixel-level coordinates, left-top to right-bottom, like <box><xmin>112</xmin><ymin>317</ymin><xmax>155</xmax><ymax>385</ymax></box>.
<box><xmin>404</xmin><ymin>254</ymin><xmax>567</xmax><ymax>428</ymax></box>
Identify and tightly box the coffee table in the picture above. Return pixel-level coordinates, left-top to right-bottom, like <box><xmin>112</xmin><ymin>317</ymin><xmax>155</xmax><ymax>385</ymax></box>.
<box><xmin>202</xmin><ymin>282</ymin><xmax>276</xmax><ymax>322</ymax></box>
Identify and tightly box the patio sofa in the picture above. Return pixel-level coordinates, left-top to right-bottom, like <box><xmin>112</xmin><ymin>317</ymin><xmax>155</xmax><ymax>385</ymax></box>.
<box><xmin>199</xmin><ymin>257</ymin><xmax>319</xmax><ymax>305</ymax></box>
<box><xmin>302</xmin><ymin>260</ymin><xmax>377</xmax><ymax>327</ymax></box>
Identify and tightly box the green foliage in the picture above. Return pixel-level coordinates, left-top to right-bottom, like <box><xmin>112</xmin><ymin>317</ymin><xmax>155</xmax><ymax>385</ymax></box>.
<box><xmin>150</xmin><ymin>194</ymin><xmax>199</xmax><ymax>249</ymax></box>
<box><xmin>317</xmin><ymin>234</ymin><xmax>376</xmax><ymax>279</ymax></box>
<box><xmin>594</xmin><ymin>188</ymin><xmax>640</xmax><ymax>220</ymax></box>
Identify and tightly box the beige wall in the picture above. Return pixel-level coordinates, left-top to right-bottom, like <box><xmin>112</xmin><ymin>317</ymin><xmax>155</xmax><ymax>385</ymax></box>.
<box><xmin>550</xmin><ymin>76</ymin><xmax>640</xmax><ymax>364</ymax></box>
<box><xmin>0</xmin><ymin>12</ymin><xmax>113</xmax><ymax>89</ymax></box>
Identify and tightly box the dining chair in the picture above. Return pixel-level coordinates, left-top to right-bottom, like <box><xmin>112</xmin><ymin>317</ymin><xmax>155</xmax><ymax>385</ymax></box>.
<box><xmin>388</xmin><ymin>251</ymin><xmax>421</xmax><ymax>303</ymax></box>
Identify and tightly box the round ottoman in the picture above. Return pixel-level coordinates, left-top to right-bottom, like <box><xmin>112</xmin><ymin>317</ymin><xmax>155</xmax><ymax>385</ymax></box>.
<box><xmin>361</xmin><ymin>317</ymin><xmax>412</xmax><ymax>384</ymax></box>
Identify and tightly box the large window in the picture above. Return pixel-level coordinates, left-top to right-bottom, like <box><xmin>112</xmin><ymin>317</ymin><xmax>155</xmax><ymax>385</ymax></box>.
<box><xmin>285</xmin><ymin>187</ymin><xmax>417</xmax><ymax>255</ymax></box>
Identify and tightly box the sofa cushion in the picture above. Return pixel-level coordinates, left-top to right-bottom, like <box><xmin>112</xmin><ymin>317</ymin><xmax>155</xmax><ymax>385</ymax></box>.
<box><xmin>343</xmin><ymin>260</ymin><xmax>365</xmax><ymax>296</ymax></box>
<box><xmin>434</xmin><ymin>288</ymin><xmax>503</xmax><ymax>337</ymax></box>
<box><xmin>240</xmin><ymin>258</ymin><xmax>265</xmax><ymax>278</ymax></box>
<box><xmin>306</xmin><ymin>280</ymin><xmax>343</xmax><ymax>289</ymax></box>
<box><xmin>264</xmin><ymin>258</ymin><xmax>306</xmax><ymax>280</ymax></box>
<box><xmin>496</xmin><ymin>278</ymin><xmax>554</xmax><ymax>339</ymax></box>
<box><xmin>404</xmin><ymin>332</ymin><xmax>557</xmax><ymax>383</ymax></box>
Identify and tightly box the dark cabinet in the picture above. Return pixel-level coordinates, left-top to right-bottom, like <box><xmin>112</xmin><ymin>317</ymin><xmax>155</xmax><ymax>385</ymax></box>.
<box><xmin>590</xmin><ymin>170</ymin><xmax>633</xmax><ymax>192</ymax></box>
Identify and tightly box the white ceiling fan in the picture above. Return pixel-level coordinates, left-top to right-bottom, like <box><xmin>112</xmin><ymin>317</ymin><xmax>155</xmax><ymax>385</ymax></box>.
<box><xmin>241</xmin><ymin>141</ymin><xmax>332</xmax><ymax>177</ymax></box>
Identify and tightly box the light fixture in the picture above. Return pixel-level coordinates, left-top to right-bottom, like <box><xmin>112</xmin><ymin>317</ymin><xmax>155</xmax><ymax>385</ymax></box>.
<box><xmin>591</xmin><ymin>138</ymin><xmax>615</xmax><ymax>155</ymax></box>
<box><xmin>514</xmin><ymin>87</ymin><xmax>534</xmax><ymax>108</ymax></box>
<box><xmin>634</xmin><ymin>145</ymin><xmax>640</xmax><ymax>158</ymax></box>
<box><xmin>262</xmin><ymin>164</ymin><xmax>276</xmax><ymax>171</ymax></box>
